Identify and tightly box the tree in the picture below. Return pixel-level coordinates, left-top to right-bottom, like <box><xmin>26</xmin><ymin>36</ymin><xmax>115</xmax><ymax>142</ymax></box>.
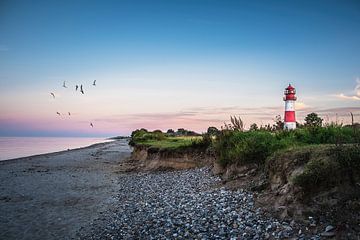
<box><xmin>207</xmin><ymin>126</ymin><xmax>219</xmax><ymax>135</ymax></box>
<box><xmin>177</xmin><ymin>128</ymin><xmax>186</xmax><ymax>135</ymax></box>
<box><xmin>304</xmin><ymin>112</ymin><xmax>323</xmax><ymax>128</ymax></box>
<box><xmin>273</xmin><ymin>115</ymin><xmax>284</xmax><ymax>130</ymax></box>
<box><xmin>249</xmin><ymin>123</ymin><xmax>258</xmax><ymax>131</ymax></box>
<box><xmin>166</xmin><ymin>129</ymin><xmax>175</xmax><ymax>134</ymax></box>
<box><xmin>131</xmin><ymin>128</ymin><xmax>147</xmax><ymax>137</ymax></box>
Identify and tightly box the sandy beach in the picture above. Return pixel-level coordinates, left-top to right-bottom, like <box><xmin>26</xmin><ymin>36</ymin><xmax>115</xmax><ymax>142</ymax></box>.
<box><xmin>0</xmin><ymin>139</ymin><xmax>131</xmax><ymax>240</ymax></box>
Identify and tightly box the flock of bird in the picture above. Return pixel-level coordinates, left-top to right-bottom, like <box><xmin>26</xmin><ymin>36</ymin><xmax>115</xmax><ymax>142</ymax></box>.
<box><xmin>50</xmin><ymin>80</ymin><xmax>97</xmax><ymax>128</ymax></box>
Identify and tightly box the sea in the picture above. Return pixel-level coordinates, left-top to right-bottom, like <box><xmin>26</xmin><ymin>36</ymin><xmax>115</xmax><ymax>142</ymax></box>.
<box><xmin>0</xmin><ymin>137</ymin><xmax>113</xmax><ymax>161</ymax></box>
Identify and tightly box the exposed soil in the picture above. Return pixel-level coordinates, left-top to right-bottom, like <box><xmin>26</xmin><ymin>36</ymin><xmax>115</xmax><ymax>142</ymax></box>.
<box><xmin>127</xmin><ymin>145</ymin><xmax>214</xmax><ymax>171</ymax></box>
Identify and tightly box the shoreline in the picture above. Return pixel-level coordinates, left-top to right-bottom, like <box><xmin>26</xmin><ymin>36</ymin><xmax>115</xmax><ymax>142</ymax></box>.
<box><xmin>0</xmin><ymin>139</ymin><xmax>120</xmax><ymax>163</ymax></box>
<box><xmin>0</xmin><ymin>139</ymin><xmax>132</xmax><ymax>240</ymax></box>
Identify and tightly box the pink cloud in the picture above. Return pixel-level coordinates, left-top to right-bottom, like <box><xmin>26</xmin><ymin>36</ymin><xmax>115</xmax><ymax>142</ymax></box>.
<box><xmin>335</xmin><ymin>78</ymin><xmax>360</xmax><ymax>101</ymax></box>
<box><xmin>335</xmin><ymin>93</ymin><xmax>360</xmax><ymax>101</ymax></box>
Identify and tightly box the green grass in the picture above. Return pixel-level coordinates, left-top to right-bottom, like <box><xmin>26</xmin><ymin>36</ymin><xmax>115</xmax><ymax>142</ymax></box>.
<box><xmin>129</xmin><ymin>129</ymin><xmax>207</xmax><ymax>150</ymax></box>
<box><xmin>215</xmin><ymin>130</ymin><xmax>292</xmax><ymax>167</ymax></box>
<box><xmin>215</xmin><ymin>126</ymin><xmax>360</xmax><ymax>168</ymax></box>
<box><xmin>136</xmin><ymin>136</ymin><xmax>202</xmax><ymax>150</ymax></box>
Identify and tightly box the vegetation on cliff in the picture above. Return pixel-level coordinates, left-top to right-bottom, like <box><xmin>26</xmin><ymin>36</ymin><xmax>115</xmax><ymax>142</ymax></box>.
<box><xmin>129</xmin><ymin>128</ymin><xmax>208</xmax><ymax>151</ymax></box>
<box><xmin>292</xmin><ymin>144</ymin><xmax>360</xmax><ymax>193</ymax></box>
<box><xmin>216</xmin><ymin>125</ymin><xmax>359</xmax><ymax>167</ymax></box>
<box><xmin>219</xmin><ymin>116</ymin><xmax>358</xmax><ymax>186</ymax></box>
<box><xmin>130</xmin><ymin>113</ymin><xmax>359</xmax><ymax>205</ymax></box>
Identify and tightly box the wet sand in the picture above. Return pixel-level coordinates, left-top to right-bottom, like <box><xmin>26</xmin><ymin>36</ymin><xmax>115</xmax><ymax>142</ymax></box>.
<box><xmin>0</xmin><ymin>139</ymin><xmax>131</xmax><ymax>240</ymax></box>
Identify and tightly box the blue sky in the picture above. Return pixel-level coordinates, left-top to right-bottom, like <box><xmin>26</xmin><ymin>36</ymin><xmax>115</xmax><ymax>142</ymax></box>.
<box><xmin>0</xmin><ymin>0</ymin><xmax>360</xmax><ymax>136</ymax></box>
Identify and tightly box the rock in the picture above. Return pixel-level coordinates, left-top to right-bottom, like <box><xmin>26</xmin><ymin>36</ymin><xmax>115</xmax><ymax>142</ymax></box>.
<box><xmin>290</xmin><ymin>220</ymin><xmax>296</xmax><ymax>227</ymax></box>
<box><xmin>321</xmin><ymin>231</ymin><xmax>336</xmax><ymax>237</ymax></box>
<box><xmin>77</xmin><ymin>167</ymin><xmax>301</xmax><ymax>239</ymax></box>
<box><xmin>325</xmin><ymin>225</ymin><xmax>335</xmax><ymax>232</ymax></box>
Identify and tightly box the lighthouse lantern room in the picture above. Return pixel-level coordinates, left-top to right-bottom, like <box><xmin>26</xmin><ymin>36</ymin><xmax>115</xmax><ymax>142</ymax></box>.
<box><xmin>283</xmin><ymin>84</ymin><xmax>297</xmax><ymax>130</ymax></box>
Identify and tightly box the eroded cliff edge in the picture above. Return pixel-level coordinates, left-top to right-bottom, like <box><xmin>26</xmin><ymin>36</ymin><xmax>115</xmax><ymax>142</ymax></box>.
<box><xmin>119</xmin><ymin>144</ymin><xmax>215</xmax><ymax>172</ymax></box>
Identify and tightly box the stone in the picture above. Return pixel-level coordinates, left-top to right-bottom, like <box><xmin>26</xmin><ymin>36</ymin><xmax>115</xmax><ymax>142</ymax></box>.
<box><xmin>321</xmin><ymin>231</ymin><xmax>336</xmax><ymax>237</ymax></box>
<box><xmin>77</xmin><ymin>167</ymin><xmax>300</xmax><ymax>239</ymax></box>
<box><xmin>325</xmin><ymin>225</ymin><xmax>335</xmax><ymax>232</ymax></box>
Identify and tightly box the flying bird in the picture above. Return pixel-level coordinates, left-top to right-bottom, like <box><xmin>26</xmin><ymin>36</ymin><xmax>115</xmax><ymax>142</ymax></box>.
<box><xmin>93</xmin><ymin>80</ymin><xmax>96</xmax><ymax>86</ymax></box>
<box><xmin>90</xmin><ymin>123</ymin><xmax>94</xmax><ymax>127</ymax></box>
<box><xmin>75</xmin><ymin>85</ymin><xmax>79</xmax><ymax>91</ymax></box>
<box><xmin>63</xmin><ymin>81</ymin><xmax>67</xmax><ymax>88</ymax></box>
<box><xmin>56</xmin><ymin>112</ymin><xmax>61</xmax><ymax>115</ymax></box>
<box><xmin>50</xmin><ymin>93</ymin><xmax>55</xmax><ymax>98</ymax></box>
<box><xmin>80</xmin><ymin>85</ymin><xmax>84</xmax><ymax>94</ymax></box>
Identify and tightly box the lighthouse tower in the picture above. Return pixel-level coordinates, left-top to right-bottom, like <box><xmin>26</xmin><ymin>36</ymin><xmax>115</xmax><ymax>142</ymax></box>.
<box><xmin>283</xmin><ymin>84</ymin><xmax>297</xmax><ymax>130</ymax></box>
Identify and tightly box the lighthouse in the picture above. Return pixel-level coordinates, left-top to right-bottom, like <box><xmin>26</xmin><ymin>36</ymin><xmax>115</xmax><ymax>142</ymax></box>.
<box><xmin>283</xmin><ymin>84</ymin><xmax>297</xmax><ymax>130</ymax></box>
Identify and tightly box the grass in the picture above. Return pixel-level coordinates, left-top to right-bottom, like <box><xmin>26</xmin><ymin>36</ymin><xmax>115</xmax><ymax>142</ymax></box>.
<box><xmin>215</xmin><ymin>130</ymin><xmax>292</xmax><ymax>167</ymax></box>
<box><xmin>216</xmin><ymin>126</ymin><xmax>360</xmax><ymax>168</ymax></box>
<box><xmin>135</xmin><ymin>136</ymin><xmax>202</xmax><ymax>150</ymax></box>
<box><xmin>129</xmin><ymin>129</ymin><xmax>205</xmax><ymax>150</ymax></box>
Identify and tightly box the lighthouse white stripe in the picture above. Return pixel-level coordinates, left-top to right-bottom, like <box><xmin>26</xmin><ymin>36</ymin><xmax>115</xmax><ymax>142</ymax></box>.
<box><xmin>285</xmin><ymin>101</ymin><xmax>295</xmax><ymax>111</ymax></box>
<box><xmin>284</xmin><ymin>122</ymin><xmax>296</xmax><ymax>130</ymax></box>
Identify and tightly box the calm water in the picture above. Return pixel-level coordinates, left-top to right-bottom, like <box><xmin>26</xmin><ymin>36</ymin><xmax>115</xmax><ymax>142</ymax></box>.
<box><xmin>0</xmin><ymin>137</ymin><xmax>113</xmax><ymax>161</ymax></box>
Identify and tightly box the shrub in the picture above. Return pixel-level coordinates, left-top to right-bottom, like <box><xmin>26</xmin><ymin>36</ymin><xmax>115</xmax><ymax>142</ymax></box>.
<box><xmin>293</xmin><ymin>158</ymin><xmax>341</xmax><ymax>192</ymax></box>
<box><xmin>129</xmin><ymin>129</ymin><xmax>166</xmax><ymax>146</ymax></box>
<box><xmin>331</xmin><ymin>145</ymin><xmax>360</xmax><ymax>184</ymax></box>
<box><xmin>190</xmin><ymin>133</ymin><xmax>213</xmax><ymax>150</ymax></box>
<box><xmin>216</xmin><ymin>130</ymin><xmax>289</xmax><ymax>167</ymax></box>
<box><xmin>293</xmin><ymin>145</ymin><xmax>360</xmax><ymax>193</ymax></box>
<box><xmin>291</xmin><ymin>126</ymin><xmax>358</xmax><ymax>145</ymax></box>
<box><xmin>249</xmin><ymin>123</ymin><xmax>259</xmax><ymax>131</ymax></box>
<box><xmin>207</xmin><ymin>127</ymin><xmax>220</xmax><ymax>136</ymax></box>
<box><xmin>304</xmin><ymin>112</ymin><xmax>323</xmax><ymax>128</ymax></box>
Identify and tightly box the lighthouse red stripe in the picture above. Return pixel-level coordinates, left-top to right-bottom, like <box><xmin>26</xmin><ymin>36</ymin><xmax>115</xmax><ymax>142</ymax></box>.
<box><xmin>284</xmin><ymin>111</ymin><xmax>296</xmax><ymax>122</ymax></box>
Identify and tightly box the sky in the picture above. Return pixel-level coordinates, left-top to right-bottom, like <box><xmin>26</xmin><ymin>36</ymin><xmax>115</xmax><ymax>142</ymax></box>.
<box><xmin>0</xmin><ymin>0</ymin><xmax>360</xmax><ymax>137</ymax></box>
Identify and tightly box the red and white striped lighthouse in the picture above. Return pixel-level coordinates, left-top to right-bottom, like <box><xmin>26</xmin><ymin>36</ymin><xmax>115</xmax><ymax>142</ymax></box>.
<box><xmin>283</xmin><ymin>84</ymin><xmax>297</xmax><ymax>130</ymax></box>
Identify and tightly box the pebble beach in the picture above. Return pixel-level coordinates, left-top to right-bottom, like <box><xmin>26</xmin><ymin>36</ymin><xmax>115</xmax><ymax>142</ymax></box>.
<box><xmin>78</xmin><ymin>168</ymin><xmax>310</xmax><ymax>240</ymax></box>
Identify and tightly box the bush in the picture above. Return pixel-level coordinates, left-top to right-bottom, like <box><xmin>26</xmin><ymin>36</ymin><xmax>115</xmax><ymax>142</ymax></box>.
<box><xmin>291</xmin><ymin>126</ymin><xmax>358</xmax><ymax>145</ymax></box>
<box><xmin>216</xmin><ymin>130</ymin><xmax>289</xmax><ymax>167</ymax></box>
<box><xmin>190</xmin><ymin>133</ymin><xmax>212</xmax><ymax>149</ymax></box>
<box><xmin>214</xmin><ymin>124</ymin><xmax>359</xmax><ymax>168</ymax></box>
<box><xmin>129</xmin><ymin>129</ymin><xmax>166</xmax><ymax>146</ymax></box>
<box><xmin>304</xmin><ymin>112</ymin><xmax>323</xmax><ymax>128</ymax></box>
<box><xmin>331</xmin><ymin>145</ymin><xmax>360</xmax><ymax>184</ymax></box>
<box><xmin>293</xmin><ymin>158</ymin><xmax>341</xmax><ymax>192</ymax></box>
<box><xmin>293</xmin><ymin>145</ymin><xmax>360</xmax><ymax>193</ymax></box>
